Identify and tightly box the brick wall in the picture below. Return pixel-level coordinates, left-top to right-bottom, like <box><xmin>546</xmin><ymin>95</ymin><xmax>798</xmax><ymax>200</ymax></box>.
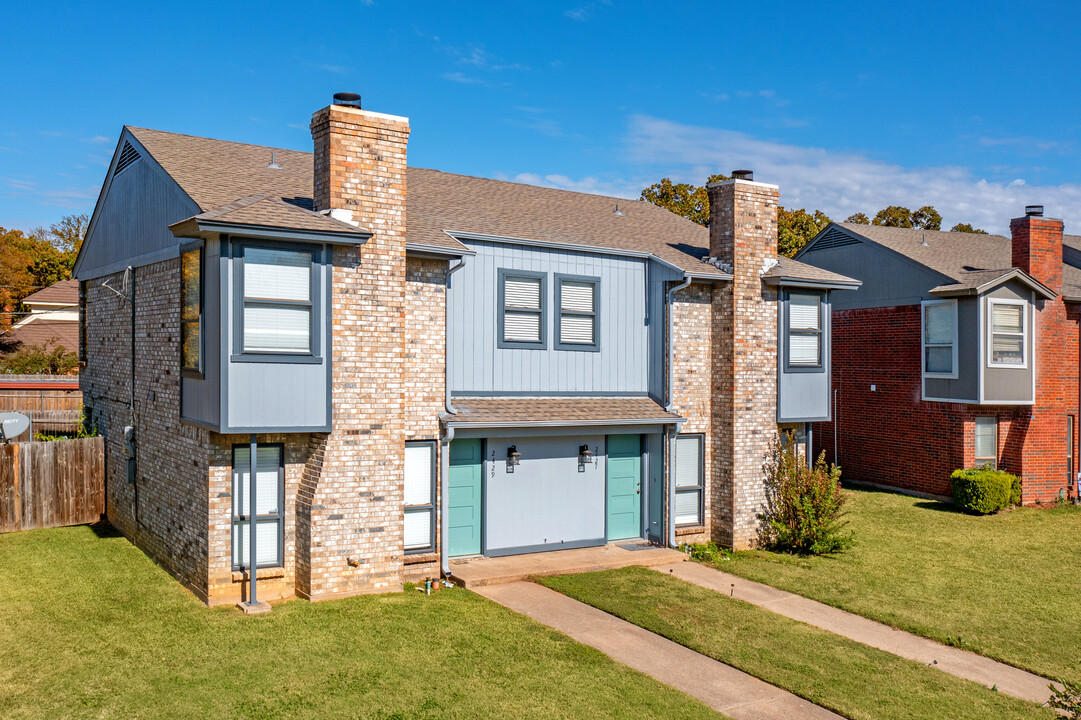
<box><xmin>298</xmin><ymin>104</ymin><xmax>410</xmax><ymax>600</ymax></box>
<box><xmin>82</xmin><ymin>260</ymin><xmax>213</xmax><ymax>599</ymax></box>
<box><xmin>815</xmin><ymin>303</ymin><xmax>1078</xmax><ymax>503</ymax></box>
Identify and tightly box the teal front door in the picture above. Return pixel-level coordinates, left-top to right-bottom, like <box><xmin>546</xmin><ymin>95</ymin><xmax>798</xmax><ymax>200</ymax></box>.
<box><xmin>607</xmin><ymin>435</ymin><xmax>642</xmax><ymax>541</ymax></box>
<box><xmin>448</xmin><ymin>439</ymin><xmax>482</xmax><ymax>557</ymax></box>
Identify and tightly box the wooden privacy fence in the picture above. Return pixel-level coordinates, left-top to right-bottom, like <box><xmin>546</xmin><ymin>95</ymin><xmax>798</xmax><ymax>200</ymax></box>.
<box><xmin>0</xmin><ymin>437</ymin><xmax>105</xmax><ymax>533</ymax></box>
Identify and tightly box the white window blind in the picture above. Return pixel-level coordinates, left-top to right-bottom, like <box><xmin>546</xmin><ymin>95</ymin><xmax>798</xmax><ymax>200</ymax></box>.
<box><xmin>233</xmin><ymin>520</ymin><xmax>281</xmax><ymax>568</ymax></box>
<box><xmin>974</xmin><ymin>416</ymin><xmax>997</xmax><ymax>467</ymax></box>
<box><xmin>244</xmin><ymin>248</ymin><xmax>310</xmax><ymax>301</ymax></box>
<box><xmin>788</xmin><ymin>293</ymin><xmax>822</xmax><ymax>367</ymax></box>
<box><xmin>504</xmin><ymin>277</ymin><xmax>541</xmax><ymax>309</ymax></box>
<box><xmin>404</xmin><ymin>512</ymin><xmax>431</xmax><ymax>551</ymax></box>
<box><xmin>503</xmin><ymin>275</ymin><xmax>544</xmax><ymax>345</ymax></box>
<box><xmin>558</xmin><ymin>279</ymin><xmax>597</xmax><ymax>347</ymax></box>
<box><xmin>404</xmin><ymin>442</ymin><xmax>435</xmax><ymax>552</ymax></box>
<box><xmin>923</xmin><ymin>302</ymin><xmax>955</xmax><ymax>375</ymax></box>
<box><xmin>242</xmin><ymin>247</ymin><xmax>313</xmax><ymax>354</ymax></box>
<box><xmin>231</xmin><ymin>445</ymin><xmax>283</xmax><ymax>569</ymax></box>
<box><xmin>560</xmin><ymin>315</ymin><xmax>594</xmax><ymax>344</ymax></box>
<box><xmin>504</xmin><ymin>312</ymin><xmax>541</xmax><ymax>343</ymax></box>
<box><xmin>561</xmin><ymin>282</ymin><xmax>594</xmax><ymax>312</ymax></box>
<box><xmin>243</xmin><ymin>304</ymin><xmax>311</xmax><ymax>352</ymax></box>
<box><xmin>674</xmin><ymin>435</ymin><xmax>703</xmax><ymax>526</ymax></box>
<box><xmin>789</xmin><ymin>294</ymin><xmax>820</xmax><ymax>330</ymax></box>
<box><xmin>990</xmin><ymin>302</ymin><xmax>1024</xmax><ymax>365</ymax></box>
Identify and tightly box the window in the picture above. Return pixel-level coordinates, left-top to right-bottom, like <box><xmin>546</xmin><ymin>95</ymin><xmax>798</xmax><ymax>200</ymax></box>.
<box><xmin>674</xmin><ymin>434</ymin><xmax>704</xmax><ymax>526</ymax></box>
<box><xmin>498</xmin><ymin>270</ymin><xmax>546</xmax><ymax>349</ymax></box>
<box><xmin>404</xmin><ymin>441</ymin><xmax>436</xmax><ymax>554</ymax></box>
<box><xmin>989</xmin><ymin>299</ymin><xmax>1026</xmax><ymax>367</ymax></box>
<box><xmin>974</xmin><ymin>416</ymin><xmax>997</xmax><ymax>468</ymax></box>
<box><xmin>180</xmin><ymin>246</ymin><xmax>202</xmax><ymax>373</ymax></box>
<box><xmin>1068</xmin><ymin>416</ymin><xmax>1075</xmax><ymax>484</ymax></box>
<box><xmin>241</xmin><ymin>245</ymin><xmax>314</xmax><ymax>354</ymax></box>
<box><xmin>231</xmin><ymin>444</ymin><xmax>284</xmax><ymax>570</ymax></box>
<box><xmin>922</xmin><ymin>300</ymin><xmax>957</xmax><ymax>377</ymax></box>
<box><xmin>556</xmin><ymin>274</ymin><xmax>599</xmax><ymax>351</ymax></box>
<box><xmin>786</xmin><ymin>292</ymin><xmax>824</xmax><ymax>370</ymax></box>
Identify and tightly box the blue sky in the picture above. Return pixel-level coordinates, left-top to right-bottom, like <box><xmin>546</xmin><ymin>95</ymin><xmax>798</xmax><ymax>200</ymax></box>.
<box><xmin>2</xmin><ymin>0</ymin><xmax>1080</xmax><ymax>235</ymax></box>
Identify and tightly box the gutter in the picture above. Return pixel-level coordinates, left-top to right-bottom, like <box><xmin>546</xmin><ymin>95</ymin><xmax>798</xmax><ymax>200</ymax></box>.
<box><xmin>443</xmin><ymin>257</ymin><xmax>468</xmax><ymax>415</ymax></box>
<box><xmin>666</xmin><ymin>275</ymin><xmax>693</xmax><ymax>412</ymax></box>
<box><xmin>668</xmin><ymin>419</ymin><xmax>684</xmax><ymax>548</ymax></box>
<box><xmin>439</xmin><ymin>424</ymin><xmax>456</xmax><ymax>580</ymax></box>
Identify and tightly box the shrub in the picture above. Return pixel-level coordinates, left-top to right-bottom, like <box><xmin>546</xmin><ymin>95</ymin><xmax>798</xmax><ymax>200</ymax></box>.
<box><xmin>758</xmin><ymin>435</ymin><xmax>852</xmax><ymax>555</ymax></box>
<box><xmin>0</xmin><ymin>342</ymin><xmax>78</xmax><ymax>375</ymax></box>
<box><xmin>1049</xmin><ymin>678</ymin><xmax>1081</xmax><ymax>719</ymax></box>
<box><xmin>681</xmin><ymin>541</ymin><xmax>734</xmax><ymax>564</ymax></box>
<box><xmin>950</xmin><ymin>466</ymin><xmax>1021</xmax><ymax>514</ymax></box>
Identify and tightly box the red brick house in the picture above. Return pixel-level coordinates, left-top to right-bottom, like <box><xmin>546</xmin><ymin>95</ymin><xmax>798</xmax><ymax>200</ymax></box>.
<box><xmin>795</xmin><ymin>209</ymin><xmax>1079</xmax><ymax>504</ymax></box>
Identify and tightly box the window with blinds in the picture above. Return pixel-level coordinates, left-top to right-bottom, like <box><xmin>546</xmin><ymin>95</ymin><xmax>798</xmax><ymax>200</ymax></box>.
<box><xmin>674</xmin><ymin>434</ymin><xmax>703</xmax><ymax>526</ymax></box>
<box><xmin>242</xmin><ymin>246</ymin><xmax>314</xmax><ymax>354</ymax></box>
<box><xmin>989</xmin><ymin>300</ymin><xmax>1025</xmax><ymax>366</ymax></box>
<box><xmin>922</xmin><ymin>300</ymin><xmax>957</xmax><ymax>376</ymax></box>
<box><xmin>499</xmin><ymin>270</ymin><xmax>546</xmax><ymax>348</ymax></box>
<box><xmin>180</xmin><ymin>246</ymin><xmax>202</xmax><ymax>373</ymax></box>
<box><xmin>974</xmin><ymin>416</ymin><xmax>997</xmax><ymax>468</ymax></box>
<box><xmin>786</xmin><ymin>292</ymin><xmax>823</xmax><ymax>369</ymax></box>
<box><xmin>404</xmin><ymin>441</ymin><xmax>435</xmax><ymax>553</ymax></box>
<box><xmin>232</xmin><ymin>444</ymin><xmax>284</xmax><ymax>569</ymax></box>
<box><xmin>556</xmin><ymin>275</ymin><xmax>599</xmax><ymax>350</ymax></box>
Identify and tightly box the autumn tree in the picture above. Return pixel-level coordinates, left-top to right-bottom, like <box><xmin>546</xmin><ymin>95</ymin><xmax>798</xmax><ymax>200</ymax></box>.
<box><xmin>778</xmin><ymin>207</ymin><xmax>831</xmax><ymax>257</ymax></box>
<box><xmin>845</xmin><ymin>212</ymin><xmax>870</xmax><ymax>224</ymax></box>
<box><xmin>950</xmin><ymin>222</ymin><xmax>988</xmax><ymax>234</ymax></box>
<box><xmin>0</xmin><ymin>213</ymin><xmax>89</xmax><ymax>333</ymax></box>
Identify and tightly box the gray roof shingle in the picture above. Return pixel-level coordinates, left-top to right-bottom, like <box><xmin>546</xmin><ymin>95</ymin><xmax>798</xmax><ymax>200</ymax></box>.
<box><xmin>761</xmin><ymin>257</ymin><xmax>861</xmax><ymax>288</ymax></box>
<box><xmin>446</xmin><ymin>396</ymin><xmax>683</xmax><ymax>426</ymax></box>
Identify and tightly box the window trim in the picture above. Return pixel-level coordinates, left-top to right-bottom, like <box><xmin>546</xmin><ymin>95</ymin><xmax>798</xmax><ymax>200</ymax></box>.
<box><xmin>230</xmin><ymin>442</ymin><xmax>285</xmax><ymax>571</ymax></box>
<box><xmin>974</xmin><ymin>416</ymin><xmax>998</xmax><ymax>469</ymax></box>
<box><xmin>554</xmin><ymin>273</ymin><xmax>600</xmax><ymax>352</ymax></box>
<box><xmin>921</xmin><ymin>299</ymin><xmax>959</xmax><ymax>379</ymax></box>
<box><xmin>404</xmin><ymin>440</ymin><xmax>437</xmax><ymax>555</ymax></box>
<box><xmin>232</xmin><ymin>241</ymin><xmax>321</xmax><ymax>362</ymax></box>
<box><xmin>783</xmin><ymin>290</ymin><xmax>825</xmax><ymax>373</ymax></box>
<box><xmin>1068</xmin><ymin>415</ymin><xmax>1076</xmax><ymax>485</ymax></box>
<box><xmin>987</xmin><ymin>297</ymin><xmax>1028</xmax><ymax>369</ymax></box>
<box><xmin>180</xmin><ymin>243</ymin><xmax>204</xmax><ymax>378</ymax></box>
<box><xmin>673</xmin><ymin>433</ymin><xmax>704</xmax><ymax>527</ymax></box>
<box><xmin>497</xmin><ymin>268</ymin><xmax>547</xmax><ymax>350</ymax></box>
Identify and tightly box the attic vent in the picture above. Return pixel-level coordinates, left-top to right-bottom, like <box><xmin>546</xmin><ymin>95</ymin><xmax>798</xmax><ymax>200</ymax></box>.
<box><xmin>809</xmin><ymin>226</ymin><xmax>859</xmax><ymax>251</ymax></box>
<box><xmin>114</xmin><ymin>141</ymin><xmax>140</xmax><ymax>175</ymax></box>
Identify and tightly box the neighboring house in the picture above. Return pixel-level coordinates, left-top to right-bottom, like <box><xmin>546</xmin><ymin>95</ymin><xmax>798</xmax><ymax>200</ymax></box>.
<box><xmin>796</xmin><ymin>212</ymin><xmax>1079</xmax><ymax>504</ymax></box>
<box><xmin>75</xmin><ymin>95</ymin><xmax>857</xmax><ymax>605</ymax></box>
<box><xmin>1</xmin><ymin>279</ymin><xmax>80</xmax><ymax>357</ymax></box>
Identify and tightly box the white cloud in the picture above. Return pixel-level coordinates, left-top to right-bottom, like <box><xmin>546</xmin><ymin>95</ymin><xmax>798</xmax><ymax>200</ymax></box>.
<box><xmin>80</xmin><ymin>135</ymin><xmax>111</xmax><ymax>144</ymax></box>
<box><xmin>503</xmin><ymin>172</ymin><xmax>641</xmax><ymax>199</ymax></box>
<box><xmin>442</xmin><ymin>71</ymin><xmax>486</xmax><ymax>85</ymax></box>
<box><xmin>622</xmin><ymin>115</ymin><xmax>1081</xmax><ymax>234</ymax></box>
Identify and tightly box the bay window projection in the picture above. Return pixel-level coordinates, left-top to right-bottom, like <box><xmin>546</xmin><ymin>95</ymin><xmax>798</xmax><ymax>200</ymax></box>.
<box><xmin>242</xmin><ymin>246</ymin><xmax>313</xmax><ymax>354</ymax></box>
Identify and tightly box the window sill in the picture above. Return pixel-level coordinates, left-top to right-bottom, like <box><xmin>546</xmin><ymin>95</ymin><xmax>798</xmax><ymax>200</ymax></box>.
<box><xmin>404</xmin><ymin>552</ymin><xmax>439</xmax><ymax>565</ymax></box>
<box><xmin>230</xmin><ymin>354</ymin><xmax>323</xmax><ymax>364</ymax></box>
<box><xmin>232</xmin><ymin>567</ymin><xmax>286</xmax><ymax>582</ymax></box>
<box><xmin>675</xmin><ymin>525</ymin><xmax>706</xmax><ymax>537</ymax></box>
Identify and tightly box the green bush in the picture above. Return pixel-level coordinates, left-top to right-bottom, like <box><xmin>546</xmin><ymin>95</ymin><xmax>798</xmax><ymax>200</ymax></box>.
<box><xmin>1049</xmin><ymin>678</ymin><xmax>1081</xmax><ymax>719</ymax></box>
<box><xmin>950</xmin><ymin>466</ymin><xmax>1021</xmax><ymax>514</ymax></box>
<box><xmin>758</xmin><ymin>435</ymin><xmax>852</xmax><ymax>555</ymax></box>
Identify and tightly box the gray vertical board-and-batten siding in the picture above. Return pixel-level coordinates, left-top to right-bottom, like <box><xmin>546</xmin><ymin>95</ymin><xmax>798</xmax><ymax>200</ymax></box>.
<box><xmin>980</xmin><ymin>282</ymin><xmax>1036</xmax><ymax>404</ymax></box>
<box><xmin>777</xmin><ymin>291</ymin><xmax>833</xmax><ymax>422</ymax></box>
<box><xmin>448</xmin><ymin>240</ymin><xmax>652</xmax><ymax>395</ymax></box>
<box><xmin>76</xmin><ymin>132</ymin><xmax>200</xmax><ymax>281</ymax></box>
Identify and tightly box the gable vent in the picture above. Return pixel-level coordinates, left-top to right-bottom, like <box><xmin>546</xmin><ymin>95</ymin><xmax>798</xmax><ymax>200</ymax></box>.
<box><xmin>809</xmin><ymin>226</ymin><xmax>860</xmax><ymax>251</ymax></box>
<box><xmin>114</xmin><ymin>141</ymin><xmax>141</xmax><ymax>175</ymax></box>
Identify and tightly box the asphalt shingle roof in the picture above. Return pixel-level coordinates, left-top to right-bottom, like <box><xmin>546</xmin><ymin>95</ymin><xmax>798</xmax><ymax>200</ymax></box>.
<box><xmin>21</xmin><ymin>279</ymin><xmax>78</xmax><ymax>306</ymax></box>
<box><xmin>187</xmin><ymin>193</ymin><xmax>367</xmax><ymax>236</ymax></box>
<box><xmin>761</xmin><ymin>257</ymin><xmax>861</xmax><ymax>288</ymax></box>
<box><xmin>446</xmin><ymin>396</ymin><xmax>682</xmax><ymax>426</ymax></box>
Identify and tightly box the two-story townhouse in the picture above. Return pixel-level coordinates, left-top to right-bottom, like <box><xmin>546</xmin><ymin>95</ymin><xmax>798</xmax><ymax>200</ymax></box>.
<box><xmin>795</xmin><ymin>210</ymin><xmax>1080</xmax><ymax>504</ymax></box>
<box><xmin>76</xmin><ymin>95</ymin><xmax>857</xmax><ymax>606</ymax></box>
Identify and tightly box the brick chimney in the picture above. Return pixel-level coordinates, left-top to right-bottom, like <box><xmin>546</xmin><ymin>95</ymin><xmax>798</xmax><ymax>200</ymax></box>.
<box><xmin>298</xmin><ymin>95</ymin><xmax>410</xmax><ymax>600</ymax></box>
<box><xmin>1010</xmin><ymin>205</ymin><xmax>1063</xmax><ymax>295</ymax></box>
<box><xmin>706</xmin><ymin>171</ymin><xmax>780</xmax><ymax>549</ymax></box>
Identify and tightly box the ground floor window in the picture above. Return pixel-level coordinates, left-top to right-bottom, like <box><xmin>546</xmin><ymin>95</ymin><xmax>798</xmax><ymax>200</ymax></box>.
<box><xmin>1068</xmin><ymin>415</ymin><xmax>1075</xmax><ymax>485</ymax></box>
<box><xmin>232</xmin><ymin>444</ymin><xmax>284</xmax><ymax>569</ymax></box>
<box><xmin>405</xmin><ymin>441</ymin><xmax>436</xmax><ymax>553</ymax></box>
<box><xmin>674</xmin><ymin>434</ymin><xmax>704</xmax><ymax>526</ymax></box>
<box><xmin>974</xmin><ymin>416</ymin><xmax>997</xmax><ymax>469</ymax></box>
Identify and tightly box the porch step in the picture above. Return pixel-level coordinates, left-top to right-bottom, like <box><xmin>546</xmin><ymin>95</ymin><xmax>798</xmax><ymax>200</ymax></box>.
<box><xmin>450</xmin><ymin>543</ymin><xmax>685</xmax><ymax>588</ymax></box>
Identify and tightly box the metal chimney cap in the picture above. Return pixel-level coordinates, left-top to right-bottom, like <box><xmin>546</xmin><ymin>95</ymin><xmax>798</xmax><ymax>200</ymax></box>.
<box><xmin>333</xmin><ymin>92</ymin><xmax>362</xmax><ymax>109</ymax></box>
<box><xmin>1025</xmin><ymin>205</ymin><xmax>1044</xmax><ymax>217</ymax></box>
<box><xmin>731</xmin><ymin>169</ymin><xmax>754</xmax><ymax>181</ymax></box>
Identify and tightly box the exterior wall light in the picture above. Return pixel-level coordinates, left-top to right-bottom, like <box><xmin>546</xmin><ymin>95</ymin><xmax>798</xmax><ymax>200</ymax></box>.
<box><xmin>578</xmin><ymin>444</ymin><xmax>593</xmax><ymax>472</ymax></box>
<box><xmin>506</xmin><ymin>445</ymin><xmax>521</xmax><ymax>473</ymax></box>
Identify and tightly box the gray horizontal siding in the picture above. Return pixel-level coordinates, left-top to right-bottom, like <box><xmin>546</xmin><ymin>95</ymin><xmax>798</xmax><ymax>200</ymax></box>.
<box><xmin>449</xmin><ymin>240</ymin><xmax>650</xmax><ymax>394</ymax></box>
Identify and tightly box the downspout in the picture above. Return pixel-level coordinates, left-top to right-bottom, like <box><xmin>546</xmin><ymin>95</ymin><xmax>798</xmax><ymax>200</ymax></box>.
<box><xmin>443</xmin><ymin>256</ymin><xmax>467</xmax><ymax>415</ymax></box>
<box><xmin>668</xmin><ymin>419</ymin><xmax>684</xmax><ymax>548</ymax></box>
<box><xmin>439</xmin><ymin>424</ymin><xmax>455</xmax><ymax>580</ymax></box>
<box><xmin>665</xmin><ymin>275</ymin><xmax>693</xmax><ymax>412</ymax></box>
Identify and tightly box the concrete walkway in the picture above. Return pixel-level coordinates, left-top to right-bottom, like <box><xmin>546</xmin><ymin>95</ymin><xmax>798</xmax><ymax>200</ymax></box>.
<box><xmin>477</xmin><ymin>581</ymin><xmax>841</xmax><ymax>720</ymax></box>
<box><xmin>450</xmin><ymin>542</ymin><xmax>684</xmax><ymax>588</ymax></box>
<box><xmin>658</xmin><ymin>561</ymin><xmax>1056</xmax><ymax>706</ymax></box>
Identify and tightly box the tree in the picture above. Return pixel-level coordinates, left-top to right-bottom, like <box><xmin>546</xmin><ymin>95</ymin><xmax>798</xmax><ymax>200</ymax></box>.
<box><xmin>845</xmin><ymin>212</ymin><xmax>870</xmax><ymax>224</ymax></box>
<box><xmin>640</xmin><ymin>174</ymin><xmax>729</xmax><ymax>226</ymax></box>
<box><xmin>778</xmin><ymin>207</ymin><xmax>831</xmax><ymax>257</ymax></box>
<box><xmin>911</xmin><ymin>205</ymin><xmax>942</xmax><ymax>231</ymax></box>
<box><xmin>0</xmin><ymin>342</ymin><xmax>78</xmax><ymax>375</ymax></box>
<box><xmin>950</xmin><ymin>222</ymin><xmax>988</xmax><ymax>234</ymax></box>
<box><xmin>869</xmin><ymin>205</ymin><xmax>942</xmax><ymax>230</ymax></box>
<box><xmin>0</xmin><ymin>214</ymin><xmax>89</xmax><ymax>333</ymax></box>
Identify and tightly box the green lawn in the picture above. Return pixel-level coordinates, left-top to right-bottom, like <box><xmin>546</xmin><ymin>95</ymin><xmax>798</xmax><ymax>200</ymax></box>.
<box><xmin>0</xmin><ymin>524</ymin><xmax>721</xmax><ymax>720</ymax></box>
<box><xmin>697</xmin><ymin>485</ymin><xmax>1081</xmax><ymax>685</ymax></box>
<box><xmin>541</xmin><ymin>568</ymin><xmax>1054</xmax><ymax>720</ymax></box>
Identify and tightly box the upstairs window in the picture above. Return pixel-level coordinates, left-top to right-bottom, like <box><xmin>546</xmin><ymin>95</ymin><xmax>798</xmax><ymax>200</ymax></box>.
<box><xmin>498</xmin><ymin>269</ymin><xmax>546</xmax><ymax>349</ymax></box>
<box><xmin>556</xmin><ymin>275</ymin><xmax>599</xmax><ymax>351</ymax></box>
<box><xmin>922</xmin><ymin>300</ymin><xmax>957</xmax><ymax>377</ymax></box>
<box><xmin>786</xmin><ymin>292</ymin><xmax>824</xmax><ymax>370</ymax></box>
<box><xmin>241</xmin><ymin>245</ymin><xmax>314</xmax><ymax>355</ymax></box>
<box><xmin>989</xmin><ymin>300</ymin><xmax>1026</xmax><ymax>367</ymax></box>
<box><xmin>180</xmin><ymin>246</ymin><xmax>203</xmax><ymax>373</ymax></box>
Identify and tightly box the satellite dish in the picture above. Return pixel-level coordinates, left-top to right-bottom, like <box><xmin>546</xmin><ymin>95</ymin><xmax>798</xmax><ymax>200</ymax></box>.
<box><xmin>0</xmin><ymin>412</ymin><xmax>30</xmax><ymax>441</ymax></box>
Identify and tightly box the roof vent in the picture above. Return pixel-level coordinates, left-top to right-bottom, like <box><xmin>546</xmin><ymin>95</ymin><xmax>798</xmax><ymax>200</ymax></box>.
<box><xmin>114</xmin><ymin>141</ymin><xmax>140</xmax><ymax>175</ymax></box>
<box><xmin>613</xmin><ymin>204</ymin><xmax>625</xmax><ymax>217</ymax></box>
<box><xmin>809</xmin><ymin>226</ymin><xmax>859</xmax><ymax>251</ymax></box>
<box><xmin>731</xmin><ymin>169</ymin><xmax>753</xmax><ymax>181</ymax></box>
<box><xmin>268</xmin><ymin>152</ymin><xmax>281</xmax><ymax>170</ymax></box>
<box><xmin>333</xmin><ymin>92</ymin><xmax>362</xmax><ymax>109</ymax></box>
<box><xmin>1025</xmin><ymin>205</ymin><xmax>1044</xmax><ymax>217</ymax></box>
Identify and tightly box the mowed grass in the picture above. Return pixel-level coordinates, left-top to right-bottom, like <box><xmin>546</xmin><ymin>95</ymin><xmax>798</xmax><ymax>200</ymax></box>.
<box><xmin>541</xmin><ymin>567</ymin><xmax>1054</xmax><ymax>720</ymax></box>
<box><xmin>697</xmin><ymin>485</ymin><xmax>1081</xmax><ymax>685</ymax></box>
<box><xmin>0</xmin><ymin>524</ymin><xmax>722</xmax><ymax>720</ymax></box>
